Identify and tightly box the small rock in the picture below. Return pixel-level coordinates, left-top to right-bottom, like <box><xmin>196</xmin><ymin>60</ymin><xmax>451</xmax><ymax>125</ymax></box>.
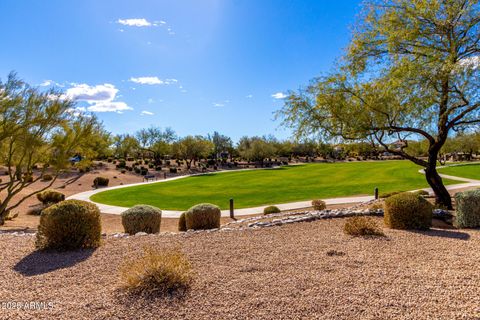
<box><xmin>135</xmin><ymin>232</ymin><xmax>148</xmax><ymax>236</ymax></box>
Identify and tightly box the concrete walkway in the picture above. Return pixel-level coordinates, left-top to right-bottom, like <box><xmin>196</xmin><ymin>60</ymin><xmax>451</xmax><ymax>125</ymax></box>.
<box><xmin>67</xmin><ymin>166</ymin><xmax>480</xmax><ymax>218</ymax></box>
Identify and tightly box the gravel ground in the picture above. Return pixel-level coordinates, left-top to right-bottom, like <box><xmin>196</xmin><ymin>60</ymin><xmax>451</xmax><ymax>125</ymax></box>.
<box><xmin>1</xmin><ymin>217</ymin><xmax>480</xmax><ymax>319</ymax></box>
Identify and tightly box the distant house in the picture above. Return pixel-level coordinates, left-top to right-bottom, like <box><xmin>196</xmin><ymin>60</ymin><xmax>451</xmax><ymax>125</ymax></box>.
<box><xmin>390</xmin><ymin>140</ymin><xmax>407</xmax><ymax>151</ymax></box>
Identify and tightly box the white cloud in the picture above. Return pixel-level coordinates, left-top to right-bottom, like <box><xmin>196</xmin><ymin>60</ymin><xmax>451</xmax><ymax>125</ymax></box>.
<box><xmin>246</xmin><ymin>94</ymin><xmax>253</xmax><ymax>98</ymax></box>
<box><xmin>130</xmin><ymin>76</ymin><xmax>178</xmax><ymax>85</ymax></box>
<box><xmin>39</xmin><ymin>80</ymin><xmax>64</xmax><ymax>87</ymax></box>
<box><xmin>458</xmin><ymin>56</ymin><xmax>479</xmax><ymax>70</ymax></box>
<box><xmin>117</xmin><ymin>18</ymin><xmax>152</xmax><ymax>27</ymax></box>
<box><xmin>87</xmin><ymin>101</ymin><xmax>132</xmax><ymax>113</ymax></box>
<box><xmin>140</xmin><ymin>110</ymin><xmax>154</xmax><ymax>116</ymax></box>
<box><xmin>147</xmin><ymin>98</ymin><xmax>154</xmax><ymax>104</ymax></box>
<box><xmin>64</xmin><ymin>83</ymin><xmax>132</xmax><ymax>113</ymax></box>
<box><xmin>271</xmin><ymin>92</ymin><xmax>287</xmax><ymax>99</ymax></box>
<box><xmin>213</xmin><ymin>102</ymin><xmax>225</xmax><ymax>107</ymax></box>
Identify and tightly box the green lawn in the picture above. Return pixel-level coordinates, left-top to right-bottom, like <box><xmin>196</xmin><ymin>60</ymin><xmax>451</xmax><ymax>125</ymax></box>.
<box><xmin>438</xmin><ymin>163</ymin><xmax>480</xmax><ymax>180</ymax></box>
<box><xmin>91</xmin><ymin>161</ymin><xmax>460</xmax><ymax>210</ymax></box>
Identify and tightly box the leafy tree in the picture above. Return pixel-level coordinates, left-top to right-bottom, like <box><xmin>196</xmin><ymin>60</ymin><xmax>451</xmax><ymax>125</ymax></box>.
<box><xmin>135</xmin><ymin>127</ymin><xmax>176</xmax><ymax>164</ymax></box>
<box><xmin>0</xmin><ymin>73</ymin><xmax>106</xmax><ymax>224</ymax></box>
<box><xmin>208</xmin><ymin>131</ymin><xmax>233</xmax><ymax>160</ymax></box>
<box><xmin>173</xmin><ymin>136</ymin><xmax>214</xmax><ymax>169</ymax></box>
<box><xmin>113</xmin><ymin>134</ymin><xmax>139</xmax><ymax>159</ymax></box>
<box><xmin>237</xmin><ymin>136</ymin><xmax>276</xmax><ymax>165</ymax></box>
<box><xmin>278</xmin><ymin>0</ymin><xmax>480</xmax><ymax>209</ymax></box>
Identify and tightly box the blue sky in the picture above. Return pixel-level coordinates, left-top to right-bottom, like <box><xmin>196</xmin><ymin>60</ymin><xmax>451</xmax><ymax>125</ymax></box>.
<box><xmin>0</xmin><ymin>0</ymin><xmax>361</xmax><ymax>142</ymax></box>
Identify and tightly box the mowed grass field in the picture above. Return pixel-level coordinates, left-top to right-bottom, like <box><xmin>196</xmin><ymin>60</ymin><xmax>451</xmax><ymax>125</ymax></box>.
<box><xmin>438</xmin><ymin>163</ymin><xmax>480</xmax><ymax>180</ymax></box>
<box><xmin>91</xmin><ymin>160</ymin><xmax>461</xmax><ymax>210</ymax></box>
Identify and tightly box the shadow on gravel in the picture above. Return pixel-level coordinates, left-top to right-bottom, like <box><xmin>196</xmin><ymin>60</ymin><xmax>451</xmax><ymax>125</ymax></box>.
<box><xmin>13</xmin><ymin>249</ymin><xmax>95</xmax><ymax>276</ymax></box>
<box><xmin>410</xmin><ymin>229</ymin><xmax>470</xmax><ymax>241</ymax></box>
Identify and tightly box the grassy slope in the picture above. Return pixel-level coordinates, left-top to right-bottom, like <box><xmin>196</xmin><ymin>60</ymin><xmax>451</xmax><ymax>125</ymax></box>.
<box><xmin>91</xmin><ymin>161</ymin><xmax>459</xmax><ymax>210</ymax></box>
<box><xmin>438</xmin><ymin>163</ymin><xmax>480</xmax><ymax>180</ymax></box>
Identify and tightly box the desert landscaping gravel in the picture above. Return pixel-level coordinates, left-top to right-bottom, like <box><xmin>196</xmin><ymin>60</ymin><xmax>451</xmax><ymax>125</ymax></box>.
<box><xmin>1</xmin><ymin>217</ymin><xmax>480</xmax><ymax>319</ymax></box>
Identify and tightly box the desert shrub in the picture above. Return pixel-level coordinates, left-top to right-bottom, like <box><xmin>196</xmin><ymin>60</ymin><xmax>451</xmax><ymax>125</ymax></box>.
<box><xmin>120</xmin><ymin>247</ymin><xmax>193</xmax><ymax>296</ymax></box>
<box><xmin>384</xmin><ymin>192</ymin><xmax>433</xmax><ymax>230</ymax></box>
<box><xmin>36</xmin><ymin>189</ymin><xmax>65</xmax><ymax>205</ymax></box>
<box><xmin>23</xmin><ymin>174</ymin><xmax>33</xmax><ymax>183</ymax></box>
<box><xmin>118</xmin><ymin>160</ymin><xmax>126</xmax><ymax>168</ymax></box>
<box><xmin>415</xmin><ymin>190</ymin><xmax>430</xmax><ymax>197</ymax></box>
<box><xmin>344</xmin><ymin>216</ymin><xmax>385</xmax><ymax>236</ymax></box>
<box><xmin>107</xmin><ymin>158</ymin><xmax>113</xmax><ymax>163</ymax></box>
<box><xmin>379</xmin><ymin>191</ymin><xmax>403</xmax><ymax>199</ymax></box>
<box><xmin>312</xmin><ymin>199</ymin><xmax>326</xmax><ymax>210</ymax></box>
<box><xmin>455</xmin><ymin>189</ymin><xmax>480</xmax><ymax>228</ymax></box>
<box><xmin>165</xmin><ymin>160</ymin><xmax>171</xmax><ymax>166</ymax></box>
<box><xmin>148</xmin><ymin>164</ymin><xmax>154</xmax><ymax>169</ymax></box>
<box><xmin>121</xmin><ymin>205</ymin><xmax>162</xmax><ymax>235</ymax></box>
<box><xmin>27</xmin><ymin>204</ymin><xmax>47</xmax><ymax>216</ymax></box>
<box><xmin>35</xmin><ymin>200</ymin><xmax>101</xmax><ymax>250</ymax></box>
<box><xmin>185</xmin><ymin>203</ymin><xmax>221</xmax><ymax>230</ymax></box>
<box><xmin>156</xmin><ymin>166</ymin><xmax>162</xmax><ymax>171</ymax></box>
<box><xmin>263</xmin><ymin>205</ymin><xmax>281</xmax><ymax>215</ymax></box>
<box><xmin>140</xmin><ymin>169</ymin><xmax>148</xmax><ymax>176</ymax></box>
<box><xmin>178</xmin><ymin>212</ymin><xmax>187</xmax><ymax>232</ymax></box>
<box><xmin>170</xmin><ymin>167</ymin><xmax>177</xmax><ymax>173</ymax></box>
<box><xmin>93</xmin><ymin>176</ymin><xmax>109</xmax><ymax>188</ymax></box>
<box><xmin>41</xmin><ymin>174</ymin><xmax>53</xmax><ymax>181</ymax></box>
<box><xmin>121</xmin><ymin>169</ymin><xmax>126</xmax><ymax>174</ymax></box>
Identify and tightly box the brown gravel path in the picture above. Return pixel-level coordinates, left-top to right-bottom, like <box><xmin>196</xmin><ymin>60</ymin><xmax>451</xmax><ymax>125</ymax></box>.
<box><xmin>1</xmin><ymin>217</ymin><xmax>480</xmax><ymax>319</ymax></box>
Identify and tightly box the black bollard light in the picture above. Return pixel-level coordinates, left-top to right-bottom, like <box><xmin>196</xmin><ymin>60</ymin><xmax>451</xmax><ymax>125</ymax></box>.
<box><xmin>374</xmin><ymin>187</ymin><xmax>379</xmax><ymax>200</ymax></box>
<box><xmin>229</xmin><ymin>198</ymin><xmax>235</xmax><ymax>220</ymax></box>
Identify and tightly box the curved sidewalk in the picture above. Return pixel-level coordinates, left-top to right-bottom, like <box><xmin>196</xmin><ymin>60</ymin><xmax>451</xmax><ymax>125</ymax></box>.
<box><xmin>68</xmin><ymin>168</ymin><xmax>480</xmax><ymax>218</ymax></box>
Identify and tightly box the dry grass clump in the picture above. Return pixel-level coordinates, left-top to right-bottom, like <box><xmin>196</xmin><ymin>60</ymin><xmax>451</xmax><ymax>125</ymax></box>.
<box><xmin>343</xmin><ymin>216</ymin><xmax>385</xmax><ymax>237</ymax></box>
<box><xmin>120</xmin><ymin>247</ymin><xmax>193</xmax><ymax>297</ymax></box>
<box><xmin>312</xmin><ymin>199</ymin><xmax>326</xmax><ymax>210</ymax></box>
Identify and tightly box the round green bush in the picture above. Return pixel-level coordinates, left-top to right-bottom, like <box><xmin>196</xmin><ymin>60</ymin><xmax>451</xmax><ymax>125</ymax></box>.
<box><xmin>178</xmin><ymin>212</ymin><xmax>187</xmax><ymax>232</ymax></box>
<box><xmin>36</xmin><ymin>189</ymin><xmax>65</xmax><ymax>205</ymax></box>
<box><xmin>455</xmin><ymin>189</ymin><xmax>480</xmax><ymax>228</ymax></box>
<box><xmin>263</xmin><ymin>205</ymin><xmax>281</xmax><ymax>215</ymax></box>
<box><xmin>185</xmin><ymin>203</ymin><xmax>221</xmax><ymax>230</ymax></box>
<box><xmin>36</xmin><ymin>200</ymin><xmax>102</xmax><ymax>250</ymax></box>
<box><xmin>41</xmin><ymin>174</ymin><xmax>53</xmax><ymax>181</ymax></box>
<box><xmin>384</xmin><ymin>192</ymin><xmax>433</xmax><ymax>230</ymax></box>
<box><xmin>121</xmin><ymin>205</ymin><xmax>162</xmax><ymax>235</ymax></box>
<box><xmin>312</xmin><ymin>199</ymin><xmax>326</xmax><ymax>210</ymax></box>
<box><xmin>93</xmin><ymin>176</ymin><xmax>109</xmax><ymax>188</ymax></box>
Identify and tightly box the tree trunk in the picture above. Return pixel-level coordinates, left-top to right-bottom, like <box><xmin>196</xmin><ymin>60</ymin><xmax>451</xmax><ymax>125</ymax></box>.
<box><xmin>424</xmin><ymin>152</ymin><xmax>452</xmax><ymax>209</ymax></box>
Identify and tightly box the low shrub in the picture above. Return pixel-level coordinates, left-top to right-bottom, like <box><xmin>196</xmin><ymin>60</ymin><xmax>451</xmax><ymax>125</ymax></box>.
<box><xmin>121</xmin><ymin>205</ymin><xmax>162</xmax><ymax>235</ymax></box>
<box><xmin>379</xmin><ymin>191</ymin><xmax>403</xmax><ymax>199</ymax></box>
<box><xmin>41</xmin><ymin>174</ymin><xmax>53</xmax><ymax>181</ymax></box>
<box><xmin>156</xmin><ymin>166</ymin><xmax>162</xmax><ymax>171</ymax></box>
<box><xmin>344</xmin><ymin>216</ymin><xmax>385</xmax><ymax>236</ymax></box>
<box><xmin>384</xmin><ymin>192</ymin><xmax>433</xmax><ymax>230</ymax></box>
<box><xmin>263</xmin><ymin>205</ymin><xmax>281</xmax><ymax>215</ymax></box>
<box><xmin>120</xmin><ymin>169</ymin><xmax>126</xmax><ymax>174</ymax></box>
<box><xmin>93</xmin><ymin>176</ymin><xmax>109</xmax><ymax>188</ymax></box>
<box><xmin>140</xmin><ymin>169</ymin><xmax>148</xmax><ymax>176</ymax></box>
<box><xmin>312</xmin><ymin>199</ymin><xmax>326</xmax><ymax>210</ymax></box>
<box><xmin>36</xmin><ymin>189</ymin><xmax>65</xmax><ymax>205</ymax></box>
<box><xmin>185</xmin><ymin>203</ymin><xmax>221</xmax><ymax>230</ymax></box>
<box><xmin>455</xmin><ymin>189</ymin><xmax>480</xmax><ymax>228</ymax></box>
<box><xmin>178</xmin><ymin>212</ymin><xmax>187</xmax><ymax>232</ymax></box>
<box><xmin>415</xmin><ymin>190</ymin><xmax>430</xmax><ymax>197</ymax></box>
<box><xmin>120</xmin><ymin>247</ymin><xmax>193</xmax><ymax>296</ymax></box>
<box><xmin>35</xmin><ymin>200</ymin><xmax>101</xmax><ymax>250</ymax></box>
<box><xmin>170</xmin><ymin>167</ymin><xmax>177</xmax><ymax>173</ymax></box>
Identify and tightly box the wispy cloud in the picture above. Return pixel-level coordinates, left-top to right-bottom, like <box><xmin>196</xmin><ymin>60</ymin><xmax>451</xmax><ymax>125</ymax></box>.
<box><xmin>117</xmin><ymin>18</ymin><xmax>153</xmax><ymax>27</ymax></box>
<box><xmin>130</xmin><ymin>76</ymin><xmax>178</xmax><ymax>85</ymax></box>
<box><xmin>141</xmin><ymin>110</ymin><xmax>154</xmax><ymax>116</ymax></box>
<box><xmin>271</xmin><ymin>92</ymin><xmax>287</xmax><ymax>99</ymax></box>
<box><xmin>246</xmin><ymin>94</ymin><xmax>253</xmax><ymax>98</ymax></box>
<box><xmin>39</xmin><ymin>79</ymin><xmax>64</xmax><ymax>87</ymax></box>
<box><xmin>64</xmin><ymin>83</ymin><xmax>132</xmax><ymax>113</ymax></box>
<box><xmin>213</xmin><ymin>103</ymin><xmax>224</xmax><ymax>107</ymax></box>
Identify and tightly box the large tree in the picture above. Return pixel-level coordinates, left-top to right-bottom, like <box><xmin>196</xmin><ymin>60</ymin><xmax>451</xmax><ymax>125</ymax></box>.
<box><xmin>173</xmin><ymin>136</ymin><xmax>214</xmax><ymax>169</ymax></box>
<box><xmin>135</xmin><ymin>126</ymin><xmax>176</xmax><ymax>164</ymax></box>
<box><xmin>278</xmin><ymin>0</ymin><xmax>479</xmax><ymax>209</ymax></box>
<box><xmin>0</xmin><ymin>73</ymin><xmax>107</xmax><ymax>224</ymax></box>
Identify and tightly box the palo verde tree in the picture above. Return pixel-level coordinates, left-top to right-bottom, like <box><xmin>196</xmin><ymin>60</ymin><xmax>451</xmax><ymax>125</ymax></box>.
<box><xmin>0</xmin><ymin>72</ymin><xmax>108</xmax><ymax>225</ymax></box>
<box><xmin>135</xmin><ymin>126</ymin><xmax>176</xmax><ymax>164</ymax></box>
<box><xmin>278</xmin><ymin>0</ymin><xmax>480</xmax><ymax>209</ymax></box>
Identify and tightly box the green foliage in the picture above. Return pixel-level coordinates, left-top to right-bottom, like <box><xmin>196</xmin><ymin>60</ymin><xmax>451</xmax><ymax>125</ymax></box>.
<box><xmin>93</xmin><ymin>176</ymin><xmax>109</xmax><ymax>187</ymax></box>
<box><xmin>120</xmin><ymin>246</ymin><xmax>193</xmax><ymax>296</ymax></box>
<box><xmin>121</xmin><ymin>205</ymin><xmax>162</xmax><ymax>235</ymax></box>
<box><xmin>384</xmin><ymin>192</ymin><xmax>433</xmax><ymax>230</ymax></box>
<box><xmin>237</xmin><ymin>136</ymin><xmax>276</xmax><ymax>162</ymax></box>
<box><xmin>178</xmin><ymin>212</ymin><xmax>187</xmax><ymax>232</ymax></box>
<box><xmin>184</xmin><ymin>203</ymin><xmax>221</xmax><ymax>230</ymax></box>
<box><xmin>379</xmin><ymin>191</ymin><xmax>403</xmax><ymax>199</ymax></box>
<box><xmin>344</xmin><ymin>216</ymin><xmax>385</xmax><ymax>237</ymax></box>
<box><xmin>263</xmin><ymin>205</ymin><xmax>281</xmax><ymax>215</ymax></box>
<box><xmin>36</xmin><ymin>200</ymin><xmax>101</xmax><ymax>250</ymax></box>
<box><xmin>36</xmin><ymin>189</ymin><xmax>65</xmax><ymax>205</ymax></box>
<box><xmin>172</xmin><ymin>136</ymin><xmax>214</xmax><ymax>169</ymax></box>
<box><xmin>455</xmin><ymin>189</ymin><xmax>480</xmax><ymax>228</ymax></box>
<box><xmin>311</xmin><ymin>199</ymin><xmax>326</xmax><ymax>210</ymax></box>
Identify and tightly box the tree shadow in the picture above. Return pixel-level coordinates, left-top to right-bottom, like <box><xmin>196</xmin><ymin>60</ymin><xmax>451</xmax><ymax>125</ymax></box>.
<box><xmin>14</xmin><ymin>248</ymin><xmax>95</xmax><ymax>276</ymax></box>
<box><xmin>409</xmin><ymin>229</ymin><xmax>470</xmax><ymax>240</ymax></box>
